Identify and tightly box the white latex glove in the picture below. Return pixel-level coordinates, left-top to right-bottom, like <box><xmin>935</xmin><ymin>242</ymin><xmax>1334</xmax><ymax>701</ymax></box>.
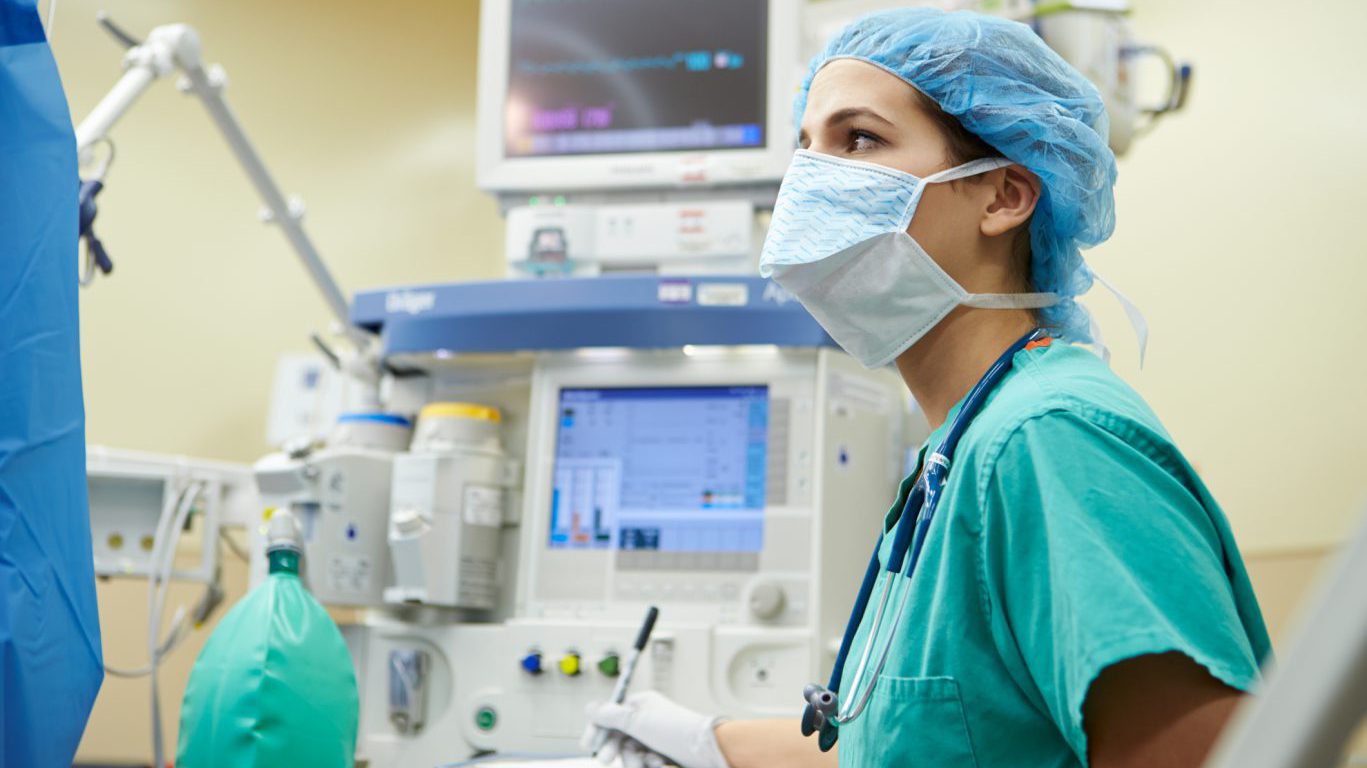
<box><xmin>580</xmin><ymin>691</ymin><xmax>729</xmax><ymax>768</ymax></box>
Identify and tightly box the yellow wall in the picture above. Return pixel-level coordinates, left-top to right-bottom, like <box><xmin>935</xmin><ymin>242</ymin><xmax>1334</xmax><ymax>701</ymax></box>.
<box><xmin>57</xmin><ymin>0</ymin><xmax>501</xmax><ymax>468</ymax></box>
<box><xmin>49</xmin><ymin>0</ymin><xmax>1366</xmax><ymax>763</ymax></box>
<box><xmin>1085</xmin><ymin>0</ymin><xmax>1367</xmax><ymax>552</ymax></box>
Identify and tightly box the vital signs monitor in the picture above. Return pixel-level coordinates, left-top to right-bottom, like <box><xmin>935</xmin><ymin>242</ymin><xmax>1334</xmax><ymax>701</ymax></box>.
<box><xmin>475</xmin><ymin>0</ymin><xmax>800</xmax><ymax>192</ymax></box>
<box><xmin>504</xmin><ymin>5</ymin><xmax>767</xmax><ymax>157</ymax></box>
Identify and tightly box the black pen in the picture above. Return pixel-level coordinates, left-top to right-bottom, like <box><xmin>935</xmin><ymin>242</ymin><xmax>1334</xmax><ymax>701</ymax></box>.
<box><xmin>590</xmin><ymin>605</ymin><xmax>660</xmax><ymax>757</ymax></box>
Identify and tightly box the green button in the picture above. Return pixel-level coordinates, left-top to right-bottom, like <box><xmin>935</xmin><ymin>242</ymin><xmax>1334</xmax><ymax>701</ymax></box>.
<box><xmin>598</xmin><ymin>654</ymin><xmax>621</xmax><ymax>678</ymax></box>
<box><xmin>475</xmin><ymin>706</ymin><xmax>497</xmax><ymax>731</ymax></box>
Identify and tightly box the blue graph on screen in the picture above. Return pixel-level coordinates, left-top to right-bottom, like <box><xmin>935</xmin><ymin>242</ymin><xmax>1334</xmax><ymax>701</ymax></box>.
<box><xmin>517</xmin><ymin>49</ymin><xmax>746</xmax><ymax>77</ymax></box>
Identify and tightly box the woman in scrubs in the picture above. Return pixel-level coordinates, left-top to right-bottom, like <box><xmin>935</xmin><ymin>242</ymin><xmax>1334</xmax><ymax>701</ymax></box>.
<box><xmin>587</xmin><ymin>8</ymin><xmax>1270</xmax><ymax>768</ymax></box>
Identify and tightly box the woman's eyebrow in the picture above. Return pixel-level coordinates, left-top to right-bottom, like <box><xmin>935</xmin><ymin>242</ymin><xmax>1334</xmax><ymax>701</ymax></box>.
<box><xmin>799</xmin><ymin>106</ymin><xmax>895</xmax><ymax>145</ymax></box>
<box><xmin>825</xmin><ymin>106</ymin><xmax>895</xmax><ymax>129</ymax></box>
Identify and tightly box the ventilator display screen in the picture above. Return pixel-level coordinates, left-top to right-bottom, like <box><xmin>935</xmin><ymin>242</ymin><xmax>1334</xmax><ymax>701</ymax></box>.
<box><xmin>550</xmin><ymin>386</ymin><xmax>768</xmax><ymax>556</ymax></box>
<box><xmin>505</xmin><ymin>0</ymin><xmax>768</xmax><ymax>157</ymax></box>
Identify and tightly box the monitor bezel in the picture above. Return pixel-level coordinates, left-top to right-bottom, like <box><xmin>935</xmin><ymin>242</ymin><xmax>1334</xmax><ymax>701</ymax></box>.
<box><xmin>475</xmin><ymin>0</ymin><xmax>801</xmax><ymax>194</ymax></box>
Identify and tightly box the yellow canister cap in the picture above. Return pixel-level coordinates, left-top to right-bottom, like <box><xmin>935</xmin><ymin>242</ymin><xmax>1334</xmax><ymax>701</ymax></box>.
<box><xmin>419</xmin><ymin>402</ymin><xmax>502</xmax><ymax>423</ymax></box>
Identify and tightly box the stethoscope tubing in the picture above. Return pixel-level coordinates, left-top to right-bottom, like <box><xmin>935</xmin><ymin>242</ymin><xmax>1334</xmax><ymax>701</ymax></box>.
<box><xmin>813</xmin><ymin>328</ymin><xmax>1048</xmax><ymax>733</ymax></box>
<box><xmin>838</xmin><ymin>572</ymin><xmax>914</xmax><ymax>723</ymax></box>
<box><xmin>837</xmin><ymin>567</ymin><xmax>898</xmax><ymax>722</ymax></box>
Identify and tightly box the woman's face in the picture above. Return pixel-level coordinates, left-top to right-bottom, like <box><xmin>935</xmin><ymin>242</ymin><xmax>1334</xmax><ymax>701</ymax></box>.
<box><xmin>799</xmin><ymin>59</ymin><xmax>1011</xmax><ymax>294</ymax></box>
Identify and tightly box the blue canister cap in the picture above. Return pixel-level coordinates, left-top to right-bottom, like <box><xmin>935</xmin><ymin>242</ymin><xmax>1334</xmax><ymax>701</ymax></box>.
<box><xmin>338</xmin><ymin>412</ymin><xmax>412</xmax><ymax>428</ymax></box>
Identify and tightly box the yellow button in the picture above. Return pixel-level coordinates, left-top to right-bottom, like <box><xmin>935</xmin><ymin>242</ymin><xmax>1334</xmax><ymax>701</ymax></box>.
<box><xmin>559</xmin><ymin>653</ymin><xmax>581</xmax><ymax>677</ymax></box>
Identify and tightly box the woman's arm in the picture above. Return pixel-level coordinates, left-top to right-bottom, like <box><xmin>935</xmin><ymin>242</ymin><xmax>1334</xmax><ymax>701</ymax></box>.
<box><xmin>1085</xmin><ymin>652</ymin><xmax>1245</xmax><ymax>768</ymax></box>
<box><xmin>715</xmin><ymin>719</ymin><xmax>838</xmax><ymax>768</ymax></box>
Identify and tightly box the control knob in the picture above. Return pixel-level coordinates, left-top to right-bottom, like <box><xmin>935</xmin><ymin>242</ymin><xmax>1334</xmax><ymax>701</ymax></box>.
<box><xmin>748</xmin><ymin>582</ymin><xmax>786</xmax><ymax>621</ymax></box>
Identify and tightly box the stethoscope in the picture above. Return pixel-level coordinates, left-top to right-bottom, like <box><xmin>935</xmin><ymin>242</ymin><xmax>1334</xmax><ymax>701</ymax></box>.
<box><xmin>800</xmin><ymin>328</ymin><xmax>1049</xmax><ymax>752</ymax></box>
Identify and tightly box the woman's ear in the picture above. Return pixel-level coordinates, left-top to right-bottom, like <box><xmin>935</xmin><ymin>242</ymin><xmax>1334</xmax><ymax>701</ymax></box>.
<box><xmin>981</xmin><ymin>165</ymin><xmax>1041</xmax><ymax>238</ymax></box>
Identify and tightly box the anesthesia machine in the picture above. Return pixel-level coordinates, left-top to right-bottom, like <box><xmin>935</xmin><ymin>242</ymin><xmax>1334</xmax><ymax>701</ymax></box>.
<box><xmin>74</xmin><ymin>0</ymin><xmax>1196</xmax><ymax>765</ymax></box>
<box><xmin>342</xmin><ymin>280</ymin><xmax>915</xmax><ymax>765</ymax></box>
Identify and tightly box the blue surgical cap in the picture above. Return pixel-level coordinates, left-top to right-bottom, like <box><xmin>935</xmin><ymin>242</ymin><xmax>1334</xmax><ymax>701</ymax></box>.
<box><xmin>795</xmin><ymin>8</ymin><xmax>1118</xmax><ymax>342</ymax></box>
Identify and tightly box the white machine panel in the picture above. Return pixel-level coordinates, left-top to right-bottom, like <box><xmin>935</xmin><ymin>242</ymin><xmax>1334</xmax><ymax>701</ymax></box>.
<box><xmin>356</xmin><ymin>617</ymin><xmax>814</xmax><ymax>766</ymax></box>
<box><xmin>505</xmin><ymin>200</ymin><xmax>756</xmax><ymax>277</ymax></box>
<box><xmin>388</xmin><ymin>450</ymin><xmax>507</xmax><ymax>610</ymax></box>
<box><xmin>86</xmin><ymin>446</ymin><xmax>256</xmax><ymax>582</ymax></box>
<box><xmin>517</xmin><ymin>349</ymin><xmax>905</xmax><ymax>628</ymax></box>
<box><xmin>255</xmin><ymin>447</ymin><xmax>402</xmax><ymax>606</ymax></box>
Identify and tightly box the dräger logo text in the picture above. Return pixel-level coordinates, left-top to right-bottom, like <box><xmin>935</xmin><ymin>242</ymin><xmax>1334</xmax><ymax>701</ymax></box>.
<box><xmin>385</xmin><ymin>290</ymin><xmax>436</xmax><ymax>315</ymax></box>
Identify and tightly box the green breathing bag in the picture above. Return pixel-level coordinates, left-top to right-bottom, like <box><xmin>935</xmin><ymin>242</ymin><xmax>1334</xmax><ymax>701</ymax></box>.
<box><xmin>177</xmin><ymin>512</ymin><xmax>359</xmax><ymax>767</ymax></box>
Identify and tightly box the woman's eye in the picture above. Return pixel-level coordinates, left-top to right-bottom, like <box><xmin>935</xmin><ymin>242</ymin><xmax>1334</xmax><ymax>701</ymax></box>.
<box><xmin>849</xmin><ymin>130</ymin><xmax>881</xmax><ymax>153</ymax></box>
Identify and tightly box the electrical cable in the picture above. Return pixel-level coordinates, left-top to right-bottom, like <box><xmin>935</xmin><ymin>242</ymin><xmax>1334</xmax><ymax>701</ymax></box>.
<box><xmin>101</xmin><ymin>478</ymin><xmax>229</xmax><ymax>680</ymax></box>
<box><xmin>147</xmin><ymin>481</ymin><xmax>205</xmax><ymax>768</ymax></box>
<box><xmin>102</xmin><ymin>615</ymin><xmax>191</xmax><ymax>678</ymax></box>
<box><xmin>105</xmin><ymin>502</ymin><xmax>225</xmax><ymax>681</ymax></box>
<box><xmin>103</xmin><ymin>480</ymin><xmax>184</xmax><ymax>677</ymax></box>
<box><xmin>220</xmin><ymin>528</ymin><xmax>251</xmax><ymax>562</ymax></box>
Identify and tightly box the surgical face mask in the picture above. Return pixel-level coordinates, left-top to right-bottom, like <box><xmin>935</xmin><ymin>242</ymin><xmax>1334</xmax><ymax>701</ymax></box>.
<box><xmin>760</xmin><ymin>150</ymin><xmax>1059</xmax><ymax>368</ymax></box>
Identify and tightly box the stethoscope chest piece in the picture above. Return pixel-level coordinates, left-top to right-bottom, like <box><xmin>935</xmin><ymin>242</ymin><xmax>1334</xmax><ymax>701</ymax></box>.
<box><xmin>818</xmin><ymin>721</ymin><xmax>838</xmax><ymax>752</ymax></box>
<box><xmin>800</xmin><ymin>683</ymin><xmax>841</xmax><ymax>752</ymax></box>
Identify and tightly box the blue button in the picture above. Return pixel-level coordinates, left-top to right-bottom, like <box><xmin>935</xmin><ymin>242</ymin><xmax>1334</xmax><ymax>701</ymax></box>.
<box><xmin>520</xmin><ymin>652</ymin><xmax>544</xmax><ymax>675</ymax></box>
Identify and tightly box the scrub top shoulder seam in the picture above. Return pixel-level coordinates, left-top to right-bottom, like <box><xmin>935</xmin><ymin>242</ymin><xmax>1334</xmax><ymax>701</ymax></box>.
<box><xmin>967</xmin><ymin>346</ymin><xmax>1184</xmax><ymax>507</ymax></box>
<box><xmin>959</xmin><ymin>346</ymin><xmax>1206</xmax><ymax>708</ymax></box>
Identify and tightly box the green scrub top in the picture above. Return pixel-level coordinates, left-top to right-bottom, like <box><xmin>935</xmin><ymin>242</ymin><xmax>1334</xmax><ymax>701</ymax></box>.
<box><xmin>836</xmin><ymin>340</ymin><xmax>1271</xmax><ymax>768</ymax></box>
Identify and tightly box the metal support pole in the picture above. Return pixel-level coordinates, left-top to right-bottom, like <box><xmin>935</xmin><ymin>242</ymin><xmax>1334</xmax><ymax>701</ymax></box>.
<box><xmin>73</xmin><ymin>23</ymin><xmax>362</xmax><ymax>341</ymax></box>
